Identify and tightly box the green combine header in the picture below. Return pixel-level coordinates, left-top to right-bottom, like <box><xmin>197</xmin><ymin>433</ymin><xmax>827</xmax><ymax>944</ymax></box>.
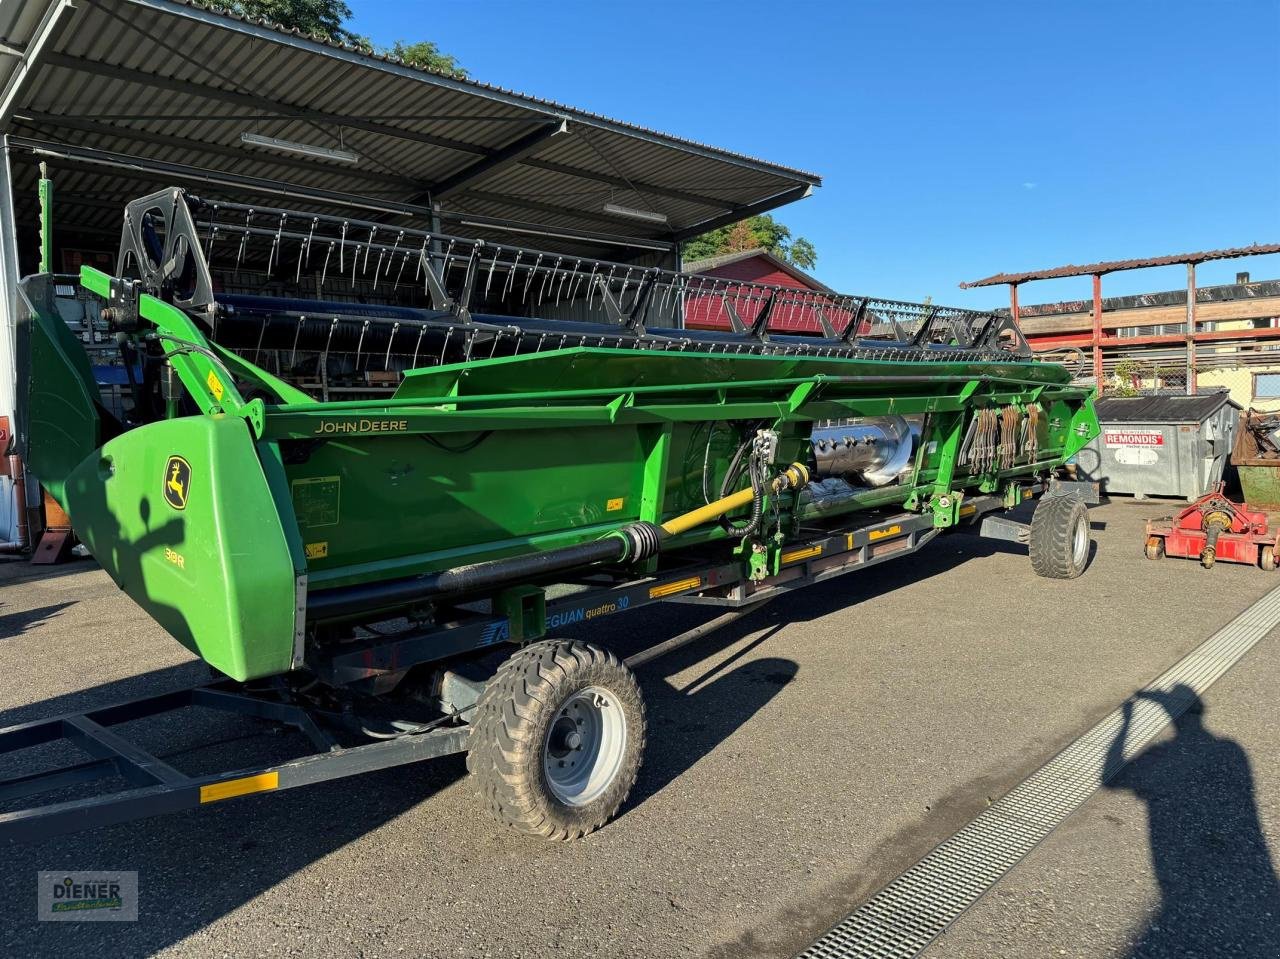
<box><xmin>5</xmin><ymin>186</ymin><xmax>1098</xmax><ymax>842</ymax></box>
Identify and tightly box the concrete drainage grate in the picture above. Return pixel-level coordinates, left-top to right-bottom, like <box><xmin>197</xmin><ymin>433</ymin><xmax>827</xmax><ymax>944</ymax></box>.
<box><xmin>798</xmin><ymin>585</ymin><xmax>1280</xmax><ymax>959</ymax></box>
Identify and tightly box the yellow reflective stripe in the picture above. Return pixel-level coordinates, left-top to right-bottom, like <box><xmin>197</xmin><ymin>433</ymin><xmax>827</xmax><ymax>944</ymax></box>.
<box><xmin>649</xmin><ymin>576</ymin><xmax>702</xmax><ymax>599</ymax></box>
<box><xmin>781</xmin><ymin>545</ymin><xmax>822</xmax><ymax>564</ymax></box>
<box><xmin>199</xmin><ymin>771</ymin><xmax>279</xmax><ymax>804</ymax></box>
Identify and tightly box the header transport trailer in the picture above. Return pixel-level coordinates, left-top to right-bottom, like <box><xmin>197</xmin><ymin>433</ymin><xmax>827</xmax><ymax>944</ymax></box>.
<box><xmin>1</xmin><ymin>184</ymin><xmax>1098</xmax><ymax>843</ymax></box>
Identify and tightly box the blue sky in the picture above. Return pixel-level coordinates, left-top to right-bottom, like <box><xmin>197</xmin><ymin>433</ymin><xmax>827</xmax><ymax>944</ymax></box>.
<box><xmin>351</xmin><ymin>0</ymin><xmax>1280</xmax><ymax>309</ymax></box>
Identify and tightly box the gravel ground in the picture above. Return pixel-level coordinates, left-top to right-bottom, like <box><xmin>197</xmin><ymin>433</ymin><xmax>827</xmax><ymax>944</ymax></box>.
<box><xmin>0</xmin><ymin>498</ymin><xmax>1275</xmax><ymax>958</ymax></box>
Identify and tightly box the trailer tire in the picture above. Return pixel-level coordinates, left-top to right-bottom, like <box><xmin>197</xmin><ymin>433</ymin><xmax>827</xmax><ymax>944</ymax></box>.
<box><xmin>1030</xmin><ymin>495</ymin><xmax>1090</xmax><ymax>579</ymax></box>
<box><xmin>1262</xmin><ymin>546</ymin><xmax>1277</xmax><ymax>571</ymax></box>
<box><xmin>467</xmin><ymin>639</ymin><xmax>645</xmax><ymax>841</ymax></box>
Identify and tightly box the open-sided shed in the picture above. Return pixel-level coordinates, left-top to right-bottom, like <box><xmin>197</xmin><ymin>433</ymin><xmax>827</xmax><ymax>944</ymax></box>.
<box><xmin>0</xmin><ymin>0</ymin><xmax>822</xmax><ymax>545</ymax></box>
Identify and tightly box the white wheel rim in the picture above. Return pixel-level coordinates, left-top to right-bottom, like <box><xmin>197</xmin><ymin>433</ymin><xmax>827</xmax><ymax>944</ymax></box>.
<box><xmin>1072</xmin><ymin>513</ymin><xmax>1089</xmax><ymax>566</ymax></box>
<box><xmin>542</xmin><ymin>686</ymin><xmax>627</xmax><ymax>807</ymax></box>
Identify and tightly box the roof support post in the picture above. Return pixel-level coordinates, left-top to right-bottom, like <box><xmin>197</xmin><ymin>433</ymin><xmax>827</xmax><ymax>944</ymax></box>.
<box><xmin>0</xmin><ymin>136</ymin><xmax>28</xmax><ymax>544</ymax></box>
<box><xmin>1009</xmin><ymin>283</ymin><xmax>1020</xmax><ymax>326</ymax></box>
<box><xmin>1092</xmin><ymin>274</ymin><xmax>1104</xmax><ymax>390</ymax></box>
<box><xmin>1186</xmin><ymin>262</ymin><xmax>1197</xmax><ymax>396</ymax></box>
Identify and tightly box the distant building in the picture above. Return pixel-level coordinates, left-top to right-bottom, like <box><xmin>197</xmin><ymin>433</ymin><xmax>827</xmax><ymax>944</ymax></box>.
<box><xmin>1017</xmin><ymin>277</ymin><xmax>1280</xmax><ymax>410</ymax></box>
<box><xmin>682</xmin><ymin>248</ymin><xmax>840</xmax><ymax>334</ymax></box>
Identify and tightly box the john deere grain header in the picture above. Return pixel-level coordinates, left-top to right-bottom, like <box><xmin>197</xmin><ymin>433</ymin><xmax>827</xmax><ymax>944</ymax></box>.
<box><xmin>5</xmin><ymin>186</ymin><xmax>1098</xmax><ymax>842</ymax></box>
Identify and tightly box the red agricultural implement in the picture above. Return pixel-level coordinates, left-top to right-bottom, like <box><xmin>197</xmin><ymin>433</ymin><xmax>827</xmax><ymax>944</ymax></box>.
<box><xmin>1145</xmin><ymin>484</ymin><xmax>1280</xmax><ymax>570</ymax></box>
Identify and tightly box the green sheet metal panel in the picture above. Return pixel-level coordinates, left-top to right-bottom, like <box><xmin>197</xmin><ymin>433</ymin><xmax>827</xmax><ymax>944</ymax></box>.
<box><xmin>62</xmin><ymin>415</ymin><xmax>299</xmax><ymax>680</ymax></box>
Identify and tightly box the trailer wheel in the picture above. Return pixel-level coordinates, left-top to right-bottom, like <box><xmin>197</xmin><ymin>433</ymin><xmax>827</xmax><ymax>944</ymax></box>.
<box><xmin>1030</xmin><ymin>495</ymin><xmax>1090</xmax><ymax>579</ymax></box>
<box><xmin>1145</xmin><ymin>536</ymin><xmax>1165</xmax><ymax>561</ymax></box>
<box><xmin>1262</xmin><ymin>546</ymin><xmax>1277</xmax><ymax>571</ymax></box>
<box><xmin>467</xmin><ymin>639</ymin><xmax>645</xmax><ymax>840</ymax></box>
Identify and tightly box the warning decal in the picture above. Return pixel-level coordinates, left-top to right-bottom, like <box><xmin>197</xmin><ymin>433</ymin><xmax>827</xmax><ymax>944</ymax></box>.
<box><xmin>291</xmin><ymin>475</ymin><xmax>341</xmax><ymax>528</ymax></box>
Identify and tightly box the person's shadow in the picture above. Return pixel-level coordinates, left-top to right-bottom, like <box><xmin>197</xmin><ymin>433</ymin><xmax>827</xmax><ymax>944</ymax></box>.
<box><xmin>1104</xmin><ymin>684</ymin><xmax>1280</xmax><ymax>957</ymax></box>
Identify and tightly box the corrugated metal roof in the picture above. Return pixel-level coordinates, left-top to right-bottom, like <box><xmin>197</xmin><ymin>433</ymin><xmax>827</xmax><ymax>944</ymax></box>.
<box><xmin>1015</xmin><ymin>278</ymin><xmax>1280</xmax><ymax>319</ymax></box>
<box><xmin>171</xmin><ymin>0</ymin><xmax>822</xmax><ymax>182</ymax></box>
<box><xmin>1094</xmin><ymin>392</ymin><xmax>1240</xmax><ymax>424</ymax></box>
<box><xmin>0</xmin><ymin>0</ymin><xmax>820</xmax><ymax>257</ymax></box>
<box><xmin>961</xmin><ymin>244</ymin><xmax>1280</xmax><ymax>289</ymax></box>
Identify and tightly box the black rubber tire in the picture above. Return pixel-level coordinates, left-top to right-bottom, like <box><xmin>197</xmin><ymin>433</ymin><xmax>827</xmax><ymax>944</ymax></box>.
<box><xmin>466</xmin><ymin>639</ymin><xmax>646</xmax><ymax>840</ymax></box>
<box><xmin>1029</xmin><ymin>494</ymin><xmax>1090</xmax><ymax>579</ymax></box>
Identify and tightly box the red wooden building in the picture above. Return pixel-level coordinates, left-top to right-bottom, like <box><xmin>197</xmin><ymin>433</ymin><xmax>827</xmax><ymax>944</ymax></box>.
<box><xmin>682</xmin><ymin>248</ymin><xmax>848</xmax><ymax>334</ymax></box>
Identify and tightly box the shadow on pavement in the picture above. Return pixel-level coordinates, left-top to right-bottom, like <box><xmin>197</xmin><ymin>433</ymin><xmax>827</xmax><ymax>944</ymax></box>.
<box><xmin>0</xmin><ymin>601</ymin><xmax>77</xmax><ymax>639</ymax></box>
<box><xmin>0</xmin><ymin>521</ymin><xmax>1018</xmax><ymax>956</ymax></box>
<box><xmin>1105</xmin><ymin>684</ymin><xmax>1280</xmax><ymax>958</ymax></box>
<box><xmin>0</xmin><ymin>638</ymin><xmax>799</xmax><ymax>956</ymax></box>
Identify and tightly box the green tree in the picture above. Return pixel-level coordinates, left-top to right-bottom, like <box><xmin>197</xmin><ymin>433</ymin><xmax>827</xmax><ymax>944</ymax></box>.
<box><xmin>218</xmin><ymin>1</ymin><xmax>465</xmax><ymax>77</ymax></box>
<box><xmin>681</xmin><ymin>214</ymin><xmax>817</xmax><ymax>272</ymax></box>
<box><xmin>388</xmin><ymin>40</ymin><xmax>467</xmax><ymax>79</ymax></box>
<box><xmin>222</xmin><ymin>0</ymin><xmax>362</xmax><ymax>45</ymax></box>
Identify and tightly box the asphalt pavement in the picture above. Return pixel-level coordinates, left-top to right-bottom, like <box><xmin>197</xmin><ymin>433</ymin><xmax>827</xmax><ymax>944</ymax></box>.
<box><xmin>0</xmin><ymin>498</ymin><xmax>1276</xmax><ymax>958</ymax></box>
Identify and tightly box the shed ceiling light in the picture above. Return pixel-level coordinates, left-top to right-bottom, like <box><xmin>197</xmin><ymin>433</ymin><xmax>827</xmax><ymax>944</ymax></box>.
<box><xmin>240</xmin><ymin>132</ymin><xmax>359</xmax><ymax>165</ymax></box>
<box><xmin>602</xmin><ymin>202</ymin><xmax>668</xmax><ymax>225</ymax></box>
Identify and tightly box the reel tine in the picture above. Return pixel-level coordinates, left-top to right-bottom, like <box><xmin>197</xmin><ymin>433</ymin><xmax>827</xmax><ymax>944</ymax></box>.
<box><xmin>522</xmin><ymin>253</ymin><xmax>542</xmax><ymax>304</ymax></box>
<box><xmin>384</xmin><ymin>321</ymin><xmax>399</xmax><ymax>370</ymax></box>
<box><xmin>619</xmin><ymin>267</ymin><xmax>633</xmax><ymax>310</ymax></box>
<box><xmin>363</xmin><ymin>228</ymin><xmax>376</xmax><ymax>275</ymax></box>
<box><xmin>484</xmin><ymin>247</ymin><xmax>500</xmax><ymax>300</ymax></box>
<box><xmin>502</xmin><ymin>250</ymin><xmax>521</xmax><ymax>301</ymax></box>
<box><xmin>319</xmin><ymin>241</ymin><xmax>333</xmax><ymax>292</ymax></box>
<box><xmin>541</xmin><ymin>256</ymin><xmax>561</xmax><ymax>306</ymax></box>
<box><xmin>323</xmin><ymin>316</ymin><xmax>338</xmax><ymax>371</ymax></box>
<box><xmin>414</xmin><ymin>237</ymin><xmax>429</xmax><ymax>281</ymax></box>
<box><xmin>393</xmin><ymin>249</ymin><xmax>410</xmax><ymax>290</ymax></box>
<box><xmin>555</xmin><ymin>257</ymin><xmax>572</xmax><ymax>305</ymax></box>
<box><xmin>266</xmin><ymin>212</ymin><xmax>286</xmax><ymax>278</ymax></box>
<box><xmin>305</xmin><ymin>217</ymin><xmax>317</xmax><ymax>264</ymax></box>
<box><xmin>566</xmin><ymin>259</ymin><xmax>583</xmax><ymax>303</ymax></box>
<box><xmin>339</xmin><ymin>221</ymin><xmax>347</xmax><ymax>273</ymax></box>
<box><xmin>412</xmin><ymin>324</ymin><xmax>426</xmax><ymax>369</ymax></box>
<box><xmin>290</xmin><ymin>315</ymin><xmax>304</xmax><ymax>368</ymax></box>
<box><xmin>386</xmin><ymin>230</ymin><xmax>404</xmax><ymax>276</ymax></box>
<box><xmin>203</xmin><ymin>201</ymin><xmax>218</xmax><ymax>253</ymax></box>
<box><xmin>355</xmin><ymin>319</ymin><xmax>369</xmax><ymax>371</ymax></box>
<box><xmin>235</xmin><ymin>208</ymin><xmax>253</xmax><ymax>279</ymax></box>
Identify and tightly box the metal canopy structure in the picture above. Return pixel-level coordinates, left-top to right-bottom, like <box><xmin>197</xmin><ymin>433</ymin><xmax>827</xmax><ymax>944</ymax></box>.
<box><xmin>960</xmin><ymin>243</ymin><xmax>1280</xmax><ymax>289</ymax></box>
<box><xmin>0</xmin><ymin>0</ymin><xmax>823</xmax><ymax>549</ymax></box>
<box><xmin>0</xmin><ymin>0</ymin><xmax>819</xmax><ymax>259</ymax></box>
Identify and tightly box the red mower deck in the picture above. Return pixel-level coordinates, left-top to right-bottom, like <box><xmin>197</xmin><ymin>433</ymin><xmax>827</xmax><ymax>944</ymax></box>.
<box><xmin>1145</xmin><ymin>484</ymin><xmax>1280</xmax><ymax>570</ymax></box>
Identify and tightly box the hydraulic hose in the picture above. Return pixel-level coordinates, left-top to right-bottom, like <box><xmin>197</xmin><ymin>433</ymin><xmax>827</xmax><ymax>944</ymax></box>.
<box><xmin>307</xmin><ymin>462</ymin><xmax>810</xmax><ymax>620</ymax></box>
<box><xmin>661</xmin><ymin>463</ymin><xmax>808</xmax><ymax>537</ymax></box>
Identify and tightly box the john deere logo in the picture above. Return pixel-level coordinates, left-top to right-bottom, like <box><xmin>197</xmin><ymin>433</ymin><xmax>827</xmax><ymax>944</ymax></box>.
<box><xmin>163</xmin><ymin>456</ymin><xmax>191</xmax><ymax>510</ymax></box>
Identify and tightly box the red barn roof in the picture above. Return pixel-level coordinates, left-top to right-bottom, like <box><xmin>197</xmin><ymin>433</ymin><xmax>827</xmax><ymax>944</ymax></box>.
<box><xmin>682</xmin><ymin>248</ymin><xmax>831</xmax><ymax>292</ymax></box>
<box><xmin>682</xmin><ymin>248</ymin><xmax>837</xmax><ymax>334</ymax></box>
